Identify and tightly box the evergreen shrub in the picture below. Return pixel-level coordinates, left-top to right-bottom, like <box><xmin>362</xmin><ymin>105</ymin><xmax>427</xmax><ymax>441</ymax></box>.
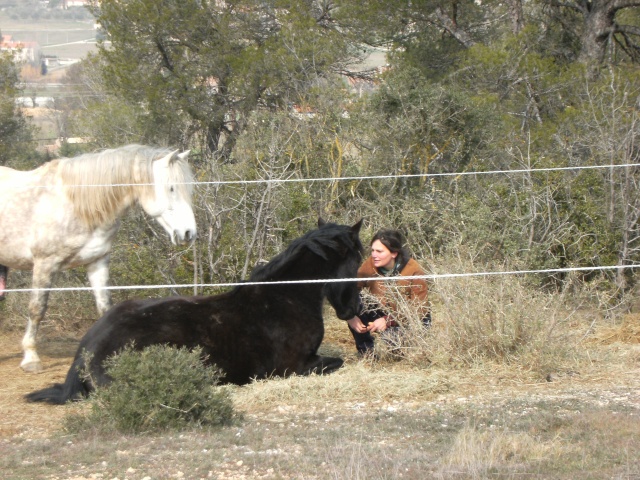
<box><xmin>66</xmin><ymin>344</ymin><xmax>235</xmax><ymax>434</ymax></box>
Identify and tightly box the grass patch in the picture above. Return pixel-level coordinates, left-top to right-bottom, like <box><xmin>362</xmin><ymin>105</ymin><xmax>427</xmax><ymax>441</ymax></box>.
<box><xmin>438</xmin><ymin>424</ymin><xmax>563</xmax><ymax>478</ymax></box>
<box><xmin>3</xmin><ymin>399</ymin><xmax>638</xmax><ymax>480</ymax></box>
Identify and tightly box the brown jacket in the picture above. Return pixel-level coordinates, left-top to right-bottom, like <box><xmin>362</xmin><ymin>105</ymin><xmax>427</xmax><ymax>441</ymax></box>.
<box><xmin>357</xmin><ymin>256</ymin><xmax>429</xmax><ymax>317</ymax></box>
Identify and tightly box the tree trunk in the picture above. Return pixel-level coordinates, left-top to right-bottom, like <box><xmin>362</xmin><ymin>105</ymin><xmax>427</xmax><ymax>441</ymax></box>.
<box><xmin>507</xmin><ymin>0</ymin><xmax>525</xmax><ymax>34</ymax></box>
<box><xmin>432</xmin><ymin>7</ymin><xmax>476</xmax><ymax>48</ymax></box>
<box><xmin>578</xmin><ymin>0</ymin><xmax>615</xmax><ymax>63</ymax></box>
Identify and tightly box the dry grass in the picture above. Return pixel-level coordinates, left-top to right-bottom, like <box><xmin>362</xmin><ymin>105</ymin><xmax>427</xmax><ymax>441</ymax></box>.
<box><xmin>431</xmin><ymin>273</ymin><xmax>582</xmax><ymax>371</ymax></box>
<box><xmin>588</xmin><ymin>312</ymin><xmax>640</xmax><ymax>345</ymax></box>
<box><xmin>232</xmin><ymin>361</ymin><xmax>452</xmax><ymax>414</ymax></box>
<box><xmin>437</xmin><ymin>425</ymin><xmax>566</xmax><ymax>479</ymax></box>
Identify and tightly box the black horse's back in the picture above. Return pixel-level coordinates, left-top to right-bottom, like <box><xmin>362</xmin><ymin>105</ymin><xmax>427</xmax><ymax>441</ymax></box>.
<box><xmin>25</xmin><ymin>356</ymin><xmax>90</xmax><ymax>404</ymax></box>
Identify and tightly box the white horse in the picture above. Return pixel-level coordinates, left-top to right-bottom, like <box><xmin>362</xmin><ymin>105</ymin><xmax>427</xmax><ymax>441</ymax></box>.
<box><xmin>0</xmin><ymin>144</ymin><xmax>197</xmax><ymax>372</ymax></box>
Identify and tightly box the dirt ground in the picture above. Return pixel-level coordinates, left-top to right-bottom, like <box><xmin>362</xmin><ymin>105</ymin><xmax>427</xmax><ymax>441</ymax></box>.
<box><xmin>1</xmin><ymin>323</ymin><xmax>640</xmax><ymax>479</ymax></box>
<box><xmin>3</xmin><ymin>325</ymin><xmax>640</xmax><ymax>442</ymax></box>
<box><xmin>0</xmin><ymin>333</ymin><xmax>81</xmax><ymax>439</ymax></box>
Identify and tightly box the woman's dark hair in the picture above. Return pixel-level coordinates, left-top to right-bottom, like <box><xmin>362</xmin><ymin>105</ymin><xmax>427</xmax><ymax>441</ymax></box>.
<box><xmin>371</xmin><ymin>229</ymin><xmax>411</xmax><ymax>268</ymax></box>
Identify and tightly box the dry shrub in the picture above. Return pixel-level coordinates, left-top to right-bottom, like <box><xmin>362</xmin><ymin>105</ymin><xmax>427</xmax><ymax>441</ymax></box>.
<box><xmin>432</xmin><ymin>273</ymin><xmax>574</xmax><ymax>369</ymax></box>
<box><xmin>0</xmin><ymin>269</ymin><xmax>99</xmax><ymax>333</ymax></box>
<box><xmin>362</xmin><ymin>263</ymin><xmax>582</xmax><ymax>376</ymax></box>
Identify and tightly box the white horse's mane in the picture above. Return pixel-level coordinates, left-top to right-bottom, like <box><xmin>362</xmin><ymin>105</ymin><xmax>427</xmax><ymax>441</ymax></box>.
<box><xmin>57</xmin><ymin>144</ymin><xmax>193</xmax><ymax>228</ymax></box>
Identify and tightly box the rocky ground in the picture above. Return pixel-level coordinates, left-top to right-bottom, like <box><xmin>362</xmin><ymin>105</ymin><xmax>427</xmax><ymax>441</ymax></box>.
<box><xmin>1</xmin><ymin>330</ymin><xmax>639</xmax><ymax>479</ymax></box>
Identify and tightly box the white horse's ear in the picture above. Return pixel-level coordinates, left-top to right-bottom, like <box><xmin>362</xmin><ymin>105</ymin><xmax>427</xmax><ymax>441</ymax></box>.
<box><xmin>157</xmin><ymin>149</ymin><xmax>180</xmax><ymax>167</ymax></box>
<box><xmin>178</xmin><ymin>150</ymin><xmax>191</xmax><ymax>161</ymax></box>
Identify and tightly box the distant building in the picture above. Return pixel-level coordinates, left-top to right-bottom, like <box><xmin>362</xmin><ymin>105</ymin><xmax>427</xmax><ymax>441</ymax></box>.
<box><xmin>0</xmin><ymin>35</ymin><xmax>41</xmax><ymax>65</ymax></box>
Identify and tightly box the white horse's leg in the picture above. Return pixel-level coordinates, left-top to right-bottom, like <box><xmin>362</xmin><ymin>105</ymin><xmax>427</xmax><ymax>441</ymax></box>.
<box><xmin>21</xmin><ymin>262</ymin><xmax>57</xmax><ymax>373</ymax></box>
<box><xmin>87</xmin><ymin>255</ymin><xmax>112</xmax><ymax>316</ymax></box>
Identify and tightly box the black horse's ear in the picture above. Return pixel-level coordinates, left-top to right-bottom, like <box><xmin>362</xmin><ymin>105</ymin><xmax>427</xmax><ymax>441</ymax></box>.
<box><xmin>318</xmin><ymin>217</ymin><xmax>327</xmax><ymax>227</ymax></box>
<box><xmin>352</xmin><ymin>219</ymin><xmax>363</xmax><ymax>234</ymax></box>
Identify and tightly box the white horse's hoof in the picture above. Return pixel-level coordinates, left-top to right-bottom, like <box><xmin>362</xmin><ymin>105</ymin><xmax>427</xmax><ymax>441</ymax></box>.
<box><xmin>20</xmin><ymin>361</ymin><xmax>44</xmax><ymax>373</ymax></box>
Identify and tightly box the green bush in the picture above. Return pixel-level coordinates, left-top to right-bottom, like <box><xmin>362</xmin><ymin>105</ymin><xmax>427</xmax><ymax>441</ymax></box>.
<box><xmin>66</xmin><ymin>344</ymin><xmax>235</xmax><ymax>434</ymax></box>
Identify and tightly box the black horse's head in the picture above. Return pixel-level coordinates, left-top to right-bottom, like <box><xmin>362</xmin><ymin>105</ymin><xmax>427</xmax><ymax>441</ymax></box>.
<box><xmin>318</xmin><ymin>218</ymin><xmax>363</xmax><ymax>320</ymax></box>
<box><xmin>249</xmin><ymin>218</ymin><xmax>363</xmax><ymax>320</ymax></box>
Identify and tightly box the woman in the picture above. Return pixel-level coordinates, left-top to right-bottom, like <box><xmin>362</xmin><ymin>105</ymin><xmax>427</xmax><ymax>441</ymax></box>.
<box><xmin>347</xmin><ymin>229</ymin><xmax>430</xmax><ymax>354</ymax></box>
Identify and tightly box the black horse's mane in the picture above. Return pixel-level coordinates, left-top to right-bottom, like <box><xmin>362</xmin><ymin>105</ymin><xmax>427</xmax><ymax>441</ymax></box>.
<box><xmin>250</xmin><ymin>223</ymin><xmax>362</xmax><ymax>282</ymax></box>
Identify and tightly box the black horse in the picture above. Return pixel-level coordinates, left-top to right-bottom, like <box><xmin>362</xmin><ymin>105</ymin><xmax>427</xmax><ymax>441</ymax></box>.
<box><xmin>26</xmin><ymin>219</ymin><xmax>363</xmax><ymax>404</ymax></box>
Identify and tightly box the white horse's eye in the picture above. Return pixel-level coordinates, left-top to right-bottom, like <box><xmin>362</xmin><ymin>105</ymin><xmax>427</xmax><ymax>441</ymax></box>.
<box><xmin>170</xmin><ymin>186</ymin><xmax>175</xmax><ymax>193</ymax></box>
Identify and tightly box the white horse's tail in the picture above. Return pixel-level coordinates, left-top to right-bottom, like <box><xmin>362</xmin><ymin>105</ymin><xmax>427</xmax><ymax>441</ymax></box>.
<box><xmin>24</xmin><ymin>357</ymin><xmax>91</xmax><ymax>404</ymax></box>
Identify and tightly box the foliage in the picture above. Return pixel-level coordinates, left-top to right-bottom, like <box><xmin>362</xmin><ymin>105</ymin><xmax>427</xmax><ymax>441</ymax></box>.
<box><xmin>0</xmin><ymin>51</ymin><xmax>34</xmax><ymax>166</ymax></box>
<box><xmin>65</xmin><ymin>344</ymin><xmax>235</xmax><ymax>434</ymax></box>
<box><xmin>29</xmin><ymin>0</ymin><xmax>640</xmax><ymax>308</ymax></box>
<box><xmin>85</xmin><ymin>0</ymin><xmax>364</xmax><ymax>160</ymax></box>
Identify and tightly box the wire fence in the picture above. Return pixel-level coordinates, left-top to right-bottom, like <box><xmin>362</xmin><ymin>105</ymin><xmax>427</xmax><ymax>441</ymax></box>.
<box><xmin>3</xmin><ymin>162</ymin><xmax>639</xmax><ymax>189</ymax></box>
<box><xmin>1</xmin><ymin>161</ymin><xmax>638</xmax><ymax>295</ymax></box>
<box><xmin>3</xmin><ymin>264</ymin><xmax>640</xmax><ymax>295</ymax></box>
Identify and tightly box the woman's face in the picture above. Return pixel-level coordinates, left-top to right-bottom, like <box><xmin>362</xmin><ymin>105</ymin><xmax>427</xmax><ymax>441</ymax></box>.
<box><xmin>370</xmin><ymin>239</ymin><xmax>398</xmax><ymax>270</ymax></box>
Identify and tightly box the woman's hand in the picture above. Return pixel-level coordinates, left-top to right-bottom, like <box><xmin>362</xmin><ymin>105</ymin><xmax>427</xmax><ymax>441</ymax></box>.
<box><xmin>368</xmin><ymin>317</ymin><xmax>387</xmax><ymax>333</ymax></box>
<box><xmin>347</xmin><ymin>316</ymin><xmax>368</xmax><ymax>333</ymax></box>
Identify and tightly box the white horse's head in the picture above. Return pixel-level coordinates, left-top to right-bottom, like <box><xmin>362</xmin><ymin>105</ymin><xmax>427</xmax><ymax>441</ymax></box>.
<box><xmin>140</xmin><ymin>149</ymin><xmax>197</xmax><ymax>245</ymax></box>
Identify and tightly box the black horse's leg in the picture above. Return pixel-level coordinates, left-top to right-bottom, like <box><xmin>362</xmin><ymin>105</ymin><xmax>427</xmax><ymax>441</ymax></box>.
<box><xmin>301</xmin><ymin>354</ymin><xmax>344</xmax><ymax>376</ymax></box>
<box><xmin>0</xmin><ymin>265</ymin><xmax>7</xmax><ymax>301</ymax></box>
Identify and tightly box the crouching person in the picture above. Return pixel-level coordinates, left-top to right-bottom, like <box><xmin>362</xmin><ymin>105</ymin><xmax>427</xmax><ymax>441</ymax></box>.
<box><xmin>346</xmin><ymin>229</ymin><xmax>431</xmax><ymax>355</ymax></box>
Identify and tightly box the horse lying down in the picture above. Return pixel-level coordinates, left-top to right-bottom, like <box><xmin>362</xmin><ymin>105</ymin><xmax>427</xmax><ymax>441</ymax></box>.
<box><xmin>25</xmin><ymin>219</ymin><xmax>363</xmax><ymax>404</ymax></box>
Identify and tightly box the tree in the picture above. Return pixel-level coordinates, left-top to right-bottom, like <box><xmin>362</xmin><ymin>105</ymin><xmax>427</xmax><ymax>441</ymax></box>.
<box><xmin>59</xmin><ymin>0</ymin><xmax>638</xmax><ymax>299</ymax></box>
<box><xmin>544</xmin><ymin>0</ymin><xmax>640</xmax><ymax>64</ymax></box>
<box><xmin>87</xmin><ymin>0</ymin><xmax>364</xmax><ymax>162</ymax></box>
<box><xmin>0</xmin><ymin>51</ymin><xmax>34</xmax><ymax>167</ymax></box>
